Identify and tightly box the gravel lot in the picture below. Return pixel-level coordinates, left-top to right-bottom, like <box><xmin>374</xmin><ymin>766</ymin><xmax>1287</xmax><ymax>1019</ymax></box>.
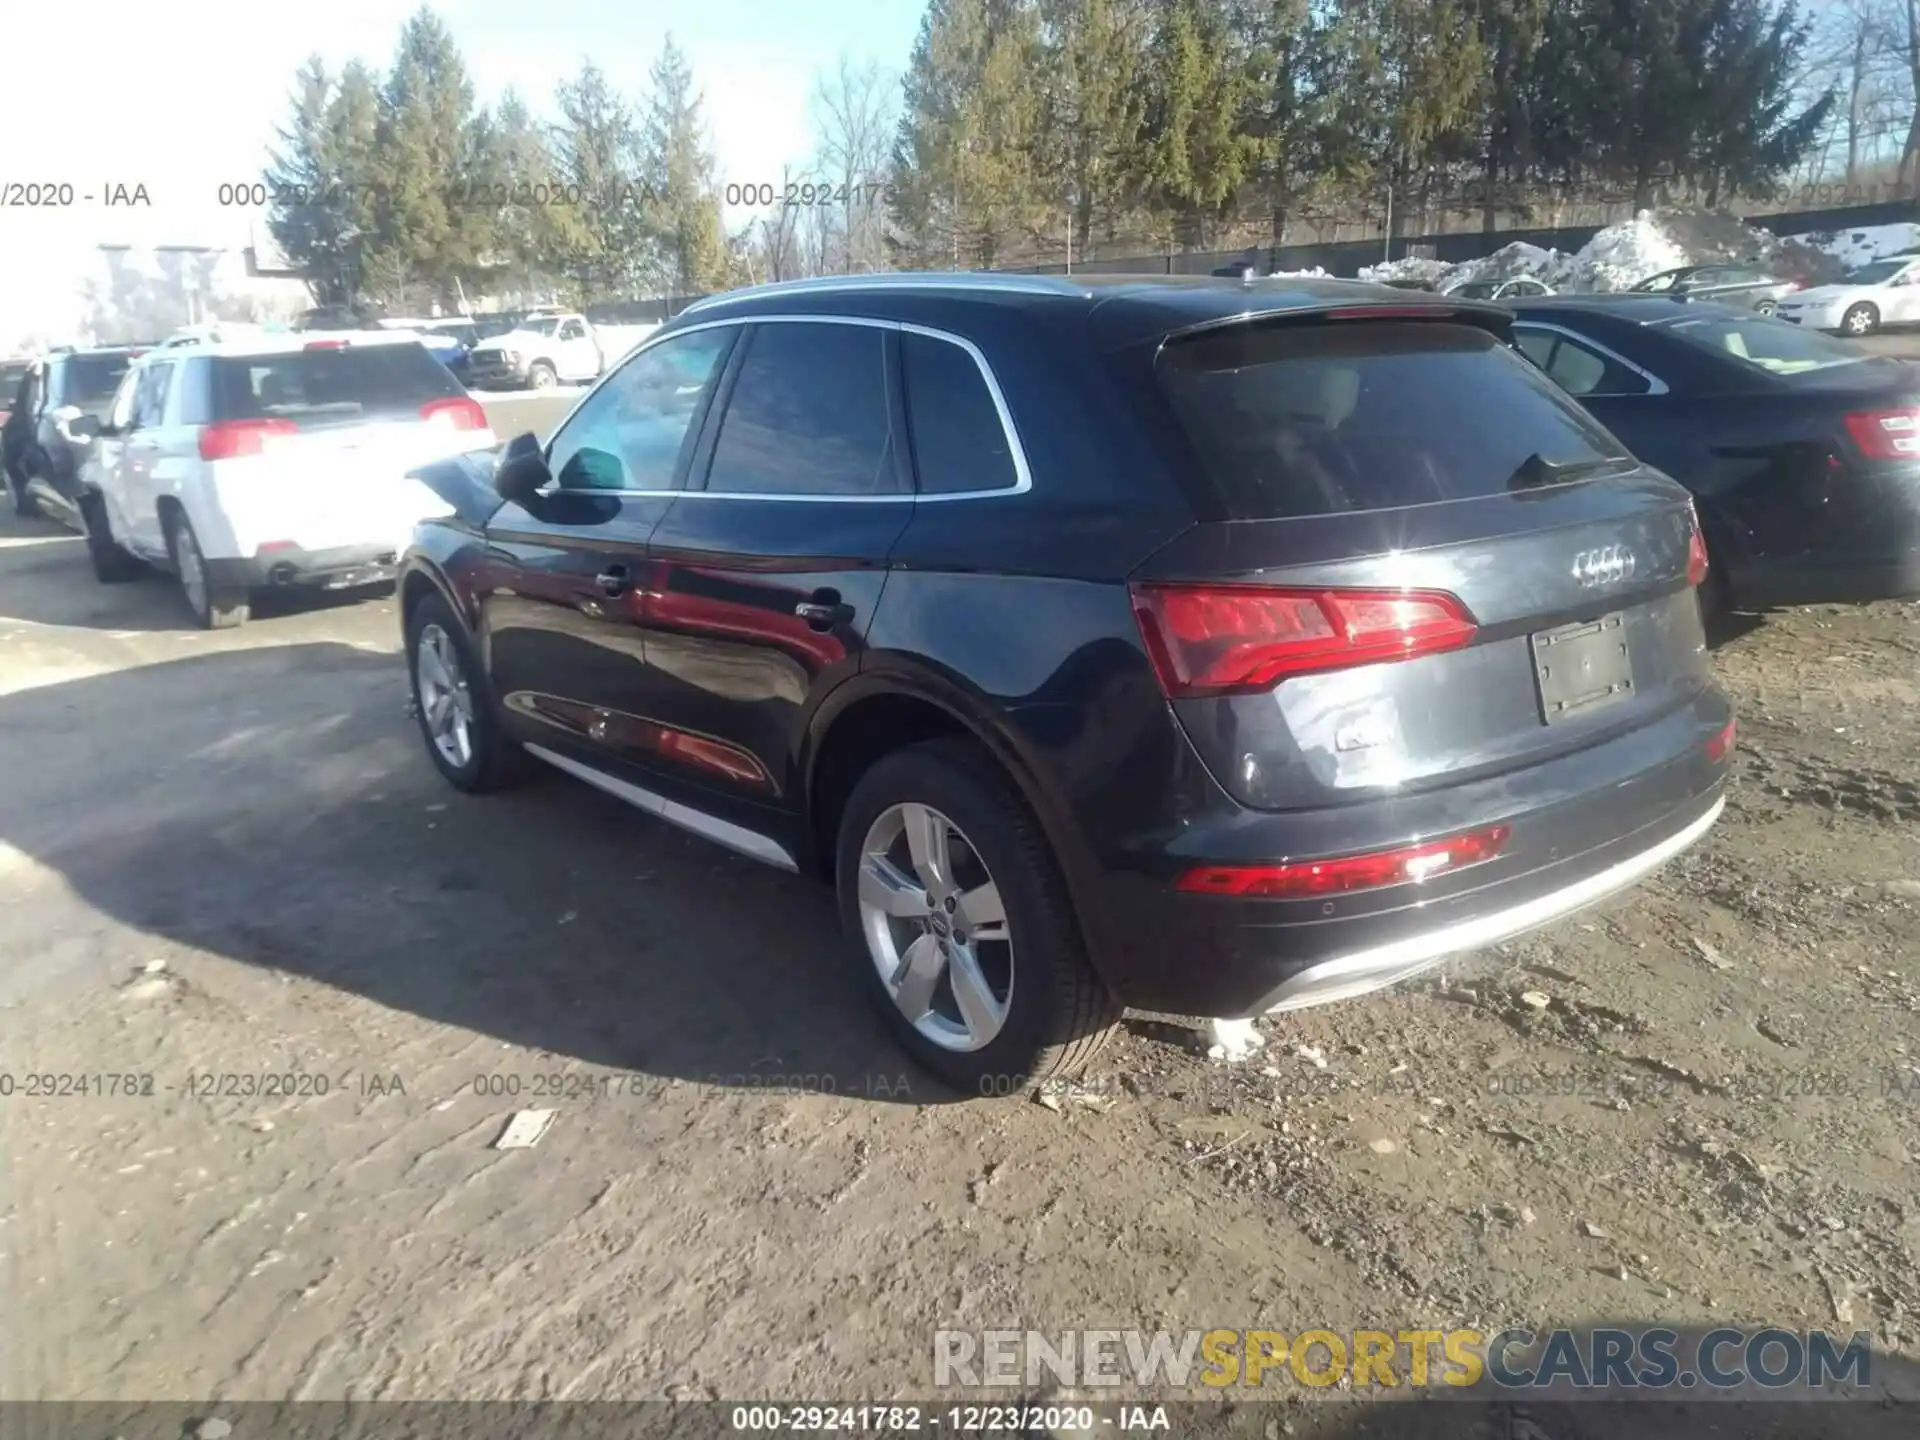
<box><xmin>1</xmin><ymin>391</ymin><xmax>1916</xmax><ymax>1425</ymax></box>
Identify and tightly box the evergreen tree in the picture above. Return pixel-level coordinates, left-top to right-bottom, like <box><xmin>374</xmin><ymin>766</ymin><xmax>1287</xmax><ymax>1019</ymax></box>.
<box><xmin>551</xmin><ymin>61</ymin><xmax>651</xmax><ymax>301</ymax></box>
<box><xmin>639</xmin><ymin>37</ymin><xmax>728</xmax><ymax>294</ymax></box>
<box><xmin>1137</xmin><ymin>0</ymin><xmax>1258</xmax><ymax>245</ymax></box>
<box><xmin>1032</xmin><ymin>0</ymin><xmax>1151</xmax><ymax>256</ymax></box>
<box><xmin>265</xmin><ymin>58</ymin><xmax>384</xmax><ymax>304</ymax></box>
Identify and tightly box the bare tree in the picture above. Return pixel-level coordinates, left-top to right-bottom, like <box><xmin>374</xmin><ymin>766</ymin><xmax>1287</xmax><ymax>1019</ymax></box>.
<box><xmin>809</xmin><ymin>55</ymin><xmax>898</xmax><ymax>273</ymax></box>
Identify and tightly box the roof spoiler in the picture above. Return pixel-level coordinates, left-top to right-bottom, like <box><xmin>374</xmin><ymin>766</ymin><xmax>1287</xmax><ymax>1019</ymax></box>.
<box><xmin>1162</xmin><ymin>297</ymin><xmax>1514</xmax><ymax>345</ymax></box>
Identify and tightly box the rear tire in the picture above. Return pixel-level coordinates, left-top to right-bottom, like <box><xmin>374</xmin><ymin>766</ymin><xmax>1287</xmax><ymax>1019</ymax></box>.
<box><xmin>405</xmin><ymin>590</ymin><xmax>537</xmax><ymax>793</ymax></box>
<box><xmin>835</xmin><ymin>737</ymin><xmax>1120</xmax><ymax>1095</ymax></box>
<box><xmin>167</xmin><ymin>512</ymin><xmax>249</xmax><ymax>629</ymax></box>
<box><xmin>527</xmin><ymin>361</ymin><xmax>557</xmax><ymax>390</ymax></box>
<box><xmin>1842</xmin><ymin>302</ymin><xmax>1879</xmax><ymax>337</ymax></box>
<box><xmin>1754</xmin><ymin>299</ymin><xmax>1777</xmax><ymax>317</ymax></box>
<box><xmin>81</xmin><ymin>492</ymin><xmax>142</xmax><ymax>582</ymax></box>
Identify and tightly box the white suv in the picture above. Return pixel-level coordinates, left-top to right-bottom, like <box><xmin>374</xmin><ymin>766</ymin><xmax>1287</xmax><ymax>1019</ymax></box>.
<box><xmin>74</xmin><ymin>331</ymin><xmax>497</xmax><ymax>628</ymax></box>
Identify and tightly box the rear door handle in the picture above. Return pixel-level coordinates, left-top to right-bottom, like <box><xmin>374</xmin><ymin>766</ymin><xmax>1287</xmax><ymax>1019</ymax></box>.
<box><xmin>595</xmin><ymin>564</ymin><xmax>632</xmax><ymax>597</ymax></box>
<box><xmin>795</xmin><ymin>591</ymin><xmax>855</xmax><ymax>629</ymax></box>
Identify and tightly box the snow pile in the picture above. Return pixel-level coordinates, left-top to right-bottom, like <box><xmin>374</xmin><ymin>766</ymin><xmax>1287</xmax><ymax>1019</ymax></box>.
<box><xmin>1269</xmin><ymin>266</ymin><xmax>1331</xmax><ymax>278</ymax></box>
<box><xmin>1358</xmin><ymin>209</ymin><xmax>1762</xmax><ymax>294</ymax></box>
<box><xmin>1782</xmin><ymin>221</ymin><xmax>1920</xmax><ymax>269</ymax></box>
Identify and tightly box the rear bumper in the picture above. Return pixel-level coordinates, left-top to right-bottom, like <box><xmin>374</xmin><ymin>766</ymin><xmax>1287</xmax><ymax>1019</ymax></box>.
<box><xmin>466</xmin><ymin>361</ymin><xmax>529</xmax><ymax>389</ymax></box>
<box><xmin>1716</xmin><ymin>466</ymin><xmax>1920</xmax><ymax>609</ymax></box>
<box><xmin>204</xmin><ymin>544</ymin><xmax>399</xmax><ymax>592</ymax></box>
<box><xmin>1256</xmin><ymin>795</ymin><xmax>1722</xmax><ymax>1012</ymax></box>
<box><xmin>1733</xmin><ymin>554</ymin><xmax>1920</xmax><ymax>609</ymax></box>
<box><xmin>1082</xmin><ymin>685</ymin><xmax>1732</xmax><ymax>1019</ymax></box>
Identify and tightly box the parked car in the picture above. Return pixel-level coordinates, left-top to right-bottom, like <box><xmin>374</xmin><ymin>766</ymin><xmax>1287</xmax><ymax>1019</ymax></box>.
<box><xmin>1771</xmin><ymin>254</ymin><xmax>1920</xmax><ymax>337</ymax></box>
<box><xmin>465</xmin><ymin>312</ymin><xmax>605</xmax><ymax>389</ymax></box>
<box><xmin>5</xmin><ymin>346</ymin><xmax>143</xmax><ymax>521</ymax></box>
<box><xmin>1628</xmin><ymin>264</ymin><xmax>1800</xmax><ymax>315</ymax></box>
<box><xmin>394</xmin><ymin>272</ymin><xmax>1731</xmax><ymax>1091</ymax></box>
<box><xmin>1443</xmin><ymin>276</ymin><xmax>1557</xmax><ymax>301</ymax></box>
<box><xmin>1507</xmin><ymin>294</ymin><xmax>1920</xmax><ymax>611</ymax></box>
<box><xmin>75</xmin><ymin>331</ymin><xmax>497</xmax><ymax>628</ymax></box>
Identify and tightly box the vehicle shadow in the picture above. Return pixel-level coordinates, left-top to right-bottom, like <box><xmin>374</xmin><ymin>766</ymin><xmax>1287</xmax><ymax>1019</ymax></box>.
<box><xmin>0</xmin><ymin>642</ymin><xmax>934</xmax><ymax>1104</ymax></box>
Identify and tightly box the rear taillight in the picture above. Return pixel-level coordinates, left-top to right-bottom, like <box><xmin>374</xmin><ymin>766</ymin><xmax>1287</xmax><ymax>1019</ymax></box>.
<box><xmin>1686</xmin><ymin>508</ymin><xmax>1710</xmax><ymax>587</ymax></box>
<box><xmin>305</xmin><ymin>339</ymin><xmax>348</xmax><ymax>350</ymax></box>
<box><xmin>1177</xmin><ymin>823</ymin><xmax>1512</xmax><ymax>899</ymax></box>
<box><xmin>1706</xmin><ymin>718</ymin><xmax>1737</xmax><ymax>762</ymax></box>
<box><xmin>420</xmin><ymin>396</ymin><xmax>487</xmax><ymax>431</ymax></box>
<box><xmin>1843</xmin><ymin>406</ymin><xmax>1920</xmax><ymax>460</ymax></box>
<box><xmin>198</xmin><ymin>418</ymin><xmax>296</xmax><ymax>461</ymax></box>
<box><xmin>1130</xmin><ymin>584</ymin><xmax>1477</xmax><ymax>697</ymax></box>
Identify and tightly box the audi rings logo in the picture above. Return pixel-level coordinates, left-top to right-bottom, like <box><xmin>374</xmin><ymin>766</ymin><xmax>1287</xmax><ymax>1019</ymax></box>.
<box><xmin>1572</xmin><ymin>544</ymin><xmax>1637</xmax><ymax>588</ymax></box>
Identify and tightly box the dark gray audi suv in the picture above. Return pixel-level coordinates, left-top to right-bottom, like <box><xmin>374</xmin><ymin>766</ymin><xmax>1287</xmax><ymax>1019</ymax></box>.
<box><xmin>396</xmin><ymin>272</ymin><xmax>1733</xmax><ymax>1093</ymax></box>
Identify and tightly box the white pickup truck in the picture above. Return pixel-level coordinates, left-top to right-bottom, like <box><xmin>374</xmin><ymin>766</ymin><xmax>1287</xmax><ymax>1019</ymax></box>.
<box><xmin>465</xmin><ymin>312</ymin><xmax>604</xmax><ymax>390</ymax></box>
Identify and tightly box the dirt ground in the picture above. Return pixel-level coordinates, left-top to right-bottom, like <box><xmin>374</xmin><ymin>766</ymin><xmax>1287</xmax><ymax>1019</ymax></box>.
<box><xmin>1</xmin><ymin>488</ymin><xmax>1916</xmax><ymax>1419</ymax></box>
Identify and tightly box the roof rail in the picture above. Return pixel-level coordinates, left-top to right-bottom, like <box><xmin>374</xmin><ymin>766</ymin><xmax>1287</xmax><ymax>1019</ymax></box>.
<box><xmin>680</xmin><ymin>271</ymin><xmax>1085</xmax><ymax>314</ymax></box>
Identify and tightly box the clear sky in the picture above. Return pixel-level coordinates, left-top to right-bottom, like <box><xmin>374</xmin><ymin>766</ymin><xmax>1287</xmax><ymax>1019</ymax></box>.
<box><xmin>0</xmin><ymin>0</ymin><xmax>924</xmax><ymax>340</ymax></box>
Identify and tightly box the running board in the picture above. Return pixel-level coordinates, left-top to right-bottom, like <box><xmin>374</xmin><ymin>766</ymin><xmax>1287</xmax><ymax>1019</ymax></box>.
<box><xmin>524</xmin><ymin>744</ymin><xmax>799</xmax><ymax>872</ymax></box>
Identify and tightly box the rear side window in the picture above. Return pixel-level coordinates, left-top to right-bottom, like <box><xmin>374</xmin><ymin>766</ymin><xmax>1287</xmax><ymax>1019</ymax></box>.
<box><xmin>1512</xmin><ymin>325</ymin><xmax>1652</xmax><ymax>398</ymax></box>
<box><xmin>703</xmin><ymin>322</ymin><xmax>899</xmax><ymax>496</ymax></box>
<box><xmin>209</xmin><ymin>342</ymin><xmax>461</xmax><ymax>428</ymax></box>
<box><xmin>900</xmin><ymin>331</ymin><xmax>1018</xmax><ymax>494</ymax></box>
<box><xmin>1157</xmin><ymin>321</ymin><xmax>1627</xmax><ymax>518</ymax></box>
<box><xmin>131</xmin><ymin>363</ymin><xmax>174</xmax><ymax>429</ymax></box>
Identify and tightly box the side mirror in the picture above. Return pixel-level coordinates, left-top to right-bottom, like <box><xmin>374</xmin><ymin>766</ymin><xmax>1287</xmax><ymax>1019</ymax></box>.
<box><xmin>67</xmin><ymin>413</ymin><xmax>101</xmax><ymax>439</ymax></box>
<box><xmin>493</xmin><ymin>431</ymin><xmax>552</xmax><ymax>504</ymax></box>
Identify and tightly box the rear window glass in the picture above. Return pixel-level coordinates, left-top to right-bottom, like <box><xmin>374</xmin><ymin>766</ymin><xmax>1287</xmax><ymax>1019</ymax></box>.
<box><xmin>57</xmin><ymin>355</ymin><xmax>134</xmax><ymax>413</ymax></box>
<box><xmin>210</xmin><ymin>342</ymin><xmax>462</xmax><ymax>426</ymax></box>
<box><xmin>1157</xmin><ymin>321</ymin><xmax>1628</xmax><ymax>518</ymax></box>
<box><xmin>1661</xmin><ymin>313</ymin><xmax>1865</xmax><ymax>377</ymax></box>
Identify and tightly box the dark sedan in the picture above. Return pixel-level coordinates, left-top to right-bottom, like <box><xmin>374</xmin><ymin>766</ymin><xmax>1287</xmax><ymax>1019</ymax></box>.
<box><xmin>1629</xmin><ymin>264</ymin><xmax>1800</xmax><ymax>315</ymax></box>
<box><xmin>1508</xmin><ymin>295</ymin><xmax>1920</xmax><ymax>611</ymax></box>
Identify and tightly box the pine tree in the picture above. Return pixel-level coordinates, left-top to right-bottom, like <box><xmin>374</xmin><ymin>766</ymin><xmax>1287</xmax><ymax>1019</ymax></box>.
<box><xmin>1137</xmin><ymin>0</ymin><xmax>1259</xmax><ymax>246</ymax></box>
<box><xmin>551</xmin><ymin>61</ymin><xmax>650</xmax><ymax>302</ymax></box>
<box><xmin>639</xmin><ymin>37</ymin><xmax>728</xmax><ymax>294</ymax></box>
<box><xmin>265</xmin><ymin>58</ymin><xmax>384</xmax><ymax>304</ymax></box>
<box><xmin>1032</xmin><ymin>0</ymin><xmax>1151</xmax><ymax>258</ymax></box>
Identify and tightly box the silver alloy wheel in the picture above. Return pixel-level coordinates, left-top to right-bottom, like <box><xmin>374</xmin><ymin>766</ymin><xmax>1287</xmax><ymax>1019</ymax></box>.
<box><xmin>1845</xmin><ymin>305</ymin><xmax>1876</xmax><ymax>336</ymax></box>
<box><xmin>415</xmin><ymin>622</ymin><xmax>476</xmax><ymax>769</ymax></box>
<box><xmin>176</xmin><ymin>524</ymin><xmax>208</xmax><ymax>616</ymax></box>
<box><xmin>857</xmin><ymin>802</ymin><xmax>1012</xmax><ymax>1052</ymax></box>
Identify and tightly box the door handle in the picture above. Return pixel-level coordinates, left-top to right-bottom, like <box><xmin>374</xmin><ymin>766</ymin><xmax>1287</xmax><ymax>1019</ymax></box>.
<box><xmin>595</xmin><ymin>564</ymin><xmax>632</xmax><ymax>597</ymax></box>
<box><xmin>794</xmin><ymin>590</ymin><xmax>855</xmax><ymax>630</ymax></box>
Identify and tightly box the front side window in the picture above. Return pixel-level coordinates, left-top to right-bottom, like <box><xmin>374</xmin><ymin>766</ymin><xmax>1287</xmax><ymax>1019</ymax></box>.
<box><xmin>703</xmin><ymin>322</ymin><xmax>899</xmax><ymax>496</ymax></box>
<box><xmin>548</xmin><ymin>327</ymin><xmax>735</xmax><ymax>492</ymax></box>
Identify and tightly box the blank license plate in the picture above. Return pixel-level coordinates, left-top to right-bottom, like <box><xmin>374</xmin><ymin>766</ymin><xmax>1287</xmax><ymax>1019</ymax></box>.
<box><xmin>1532</xmin><ymin>613</ymin><xmax>1634</xmax><ymax>724</ymax></box>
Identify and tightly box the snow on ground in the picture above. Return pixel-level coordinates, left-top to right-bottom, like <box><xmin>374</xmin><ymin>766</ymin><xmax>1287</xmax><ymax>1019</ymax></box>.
<box><xmin>1358</xmin><ymin>208</ymin><xmax>1766</xmax><ymax>295</ymax></box>
<box><xmin>1782</xmin><ymin>221</ymin><xmax>1920</xmax><ymax>269</ymax></box>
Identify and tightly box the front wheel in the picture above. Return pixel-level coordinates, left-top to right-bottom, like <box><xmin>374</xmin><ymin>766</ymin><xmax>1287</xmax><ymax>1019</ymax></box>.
<box><xmin>1842</xmin><ymin>302</ymin><xmax>1880</xmax><ymax>337</ymax></box>
<box><xmin>405</xmin><ymin>591</ymin><xmax>536</xmax><ymax>792</ymax></box>
<box><xmin>527</xmin><ymin>361</ymin><xmax>557</xmax><ymax>390</ymax></box>
<box><xmin>1755</xmin><ymin>299</ymin><xmax>1778</xmax><ymax>317</ymax></box>
<box><xmin>836</xmin><ymin>738</ymin><xmax>1120</xmax><ymax>1094</ymax></box>
<box><xmin>167</xmin><ymin>513</ymin><xmax>249</xmax><ymax>628</ymax></box>
<box><xmin>81</xmin><ymin>492</ymin><xmax>142</xmax><ymax>582</ymax></box>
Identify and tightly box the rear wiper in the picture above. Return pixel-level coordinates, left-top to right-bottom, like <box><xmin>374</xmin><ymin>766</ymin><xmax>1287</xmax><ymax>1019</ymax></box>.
<box><xmin>1505</xmin><ymin>453</ymin><xmax>1631</xmax><ymax>491</ymax></box>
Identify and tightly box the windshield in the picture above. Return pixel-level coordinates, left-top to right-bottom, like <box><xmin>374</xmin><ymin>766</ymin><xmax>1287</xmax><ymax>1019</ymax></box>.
<box><xmin>1448</xmin><ymin>281</ymin><xmax>1501</xmax><ymax>300</ymax></box>
<box><xmin>1631</xmin><ymin>270</ymin><xmax>1683</xmax><ymax>292</ymax></box>
<box><xmin>1842</xmin><ymin>259</ymin><xmax>1908</xmax><ymax>285</ymax></box>
<box><xmin>1663</xmin><ymin>313</ymin><xmax>1866</xmax><ymax>376</ymax></box>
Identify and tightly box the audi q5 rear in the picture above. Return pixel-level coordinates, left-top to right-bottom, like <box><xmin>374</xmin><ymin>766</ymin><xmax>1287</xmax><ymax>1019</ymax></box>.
<box><xmin>399</xmin><ymin>273</ymin><xmax>1731</xmax><ymax>1093</ymax></box>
